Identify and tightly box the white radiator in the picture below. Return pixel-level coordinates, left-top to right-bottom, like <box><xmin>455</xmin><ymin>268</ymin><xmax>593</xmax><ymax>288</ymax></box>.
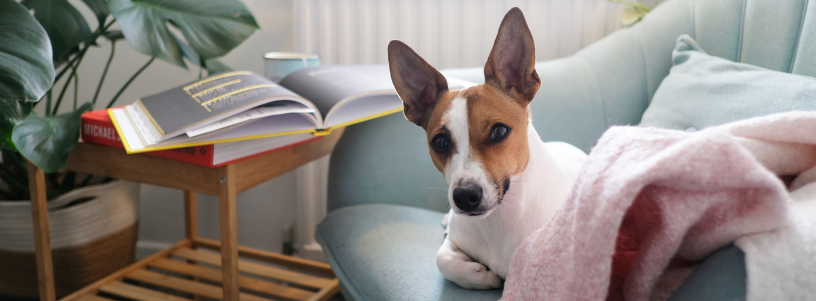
<box><xmin>291</xmin><ymin>0</ymin><xmax>659</xmax><ymax>260</ymax></box>
<box><xmin>293</xmin><ymin>0</ymin><xmax>657</xmax><ymax>68</ymax></box>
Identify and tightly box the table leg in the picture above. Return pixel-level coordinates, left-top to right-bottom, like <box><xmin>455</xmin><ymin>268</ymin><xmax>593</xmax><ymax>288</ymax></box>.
<box><xmin>218</xmin><ymin>165</ymin><xmax>239</xmax><ymax>301</ymax></box>
<box><xmin>27</xmin><ymin>162</ymin><xmax>56</xmax><ymax>301</ymax></box>
<box><xmin>184</xmin><ymin>190</ymin><xmax>197</xmax><ymax>239</ymax></box>
<box><xmin>183</xmin><ymin>190</ymin><xmax>200</xmax><ymax>300</ymax></box>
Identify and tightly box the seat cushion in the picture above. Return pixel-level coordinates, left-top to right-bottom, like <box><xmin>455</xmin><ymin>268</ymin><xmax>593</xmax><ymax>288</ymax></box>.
<box><xmin>668</xmin><ymin>245</ymin><xmax>747</xmax><ymax>301</ymax></box>
<box><xmin>316</xmin><ymin>204</ymin><xmax>503</xmax><ymax>301</ymax></box>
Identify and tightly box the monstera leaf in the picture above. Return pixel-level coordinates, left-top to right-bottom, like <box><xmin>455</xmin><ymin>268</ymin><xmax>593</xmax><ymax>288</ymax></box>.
<box><xmin>0</xmin><ymin>0</ymin><xmax>55</xmax><ymax>103</ymax></box>
<box><xmin>109</xmin><ymin>0</ymin><xmax>259</xmax><ymax>69</ymax></box>
<box><xmin>22</xmin><ymin>0</ymin><xmax>93</xmax><ymax>64</ymax></box>
<box><xmin>171</xmin><ymin>35</ymin><xmax>232</xmax><ymax>74</ymax></box>
<box><xmin>12</xmin><ymin>103</ymin><xmax>93</xmax><ymax>173</ymax></box>
<box><xmin>0</xmin><ymin>0</ymin><xmax>55</xmax><ymax>150</ymax></box>
<box><xmin>608</xmin><ymin>0</ymin><xmax>651</xmax><ymax>25</ymax></box>
<box><xmin>203</xmin><ymin>59</ymin><xmax>231</xmax><ymax>74</ymax></box>
<box><xmin>0</xmin><ymin>100</ymin><xmax>33</xmax><ymax>151</ymax></box>
<box><xmin>82</xmin><ymin>0</ymin><xmax>110</xmax><ymax>26</ymax></box>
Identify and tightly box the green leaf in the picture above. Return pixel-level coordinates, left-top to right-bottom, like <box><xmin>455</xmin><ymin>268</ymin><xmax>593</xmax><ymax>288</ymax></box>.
<box><xmin>109</xmin><ymin>0</ymin><xmax>259</xmax><ymax>68</ymax></box>
<box><xmin>23</xmin><ymin>0</ymin><xmax>93</xmax><ymax>64</ymax></box>
<box><xmin>173</xmin><ymin>34</ymin><xmax>200</xmax><ymax>68</ymax></box>
<box><xmin>12</xmin><ymin>103</ymin><xmax>92</xmax><ymax>173</ymax></box>
<box><xmin>171</xmin><ymin>35</ymin><xmax>231</xmax><ymax>74</ymax></box>
<box><xmin>0</xmin><ymin>100</ymin><xmax>33</xmax><ymax>151</ymax></box>
<box><xmin>0</xmin><ymin>0</ymin><xmax>55</xmax><ymax>103</ymax></box>
<box><xmin>81</xmin><ymin>0</ymin><xmax>110</xmax><ymax>26</ymax></box>
<box><xmin>621</xmin><ymin>5</ymin><xmax>649</xmax><ymax>25</ymax></box>
<box><xmin>204</xmin><ymin>59</ymin><xmax>231</xmax><ymax>74</ymax></box>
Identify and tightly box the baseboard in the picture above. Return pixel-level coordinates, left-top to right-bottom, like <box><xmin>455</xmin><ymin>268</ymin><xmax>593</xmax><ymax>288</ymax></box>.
<box><xmin>297</xmin><ymin>242</ymin><xmax>327</xmax><ymax>262</ymax></box>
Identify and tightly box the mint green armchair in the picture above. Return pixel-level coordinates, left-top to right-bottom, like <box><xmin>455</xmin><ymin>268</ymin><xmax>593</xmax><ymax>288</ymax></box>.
<box><xmin>317</xmin><ymin>0</ymin><xmax>812</xmax><ymax>299</ymax></box>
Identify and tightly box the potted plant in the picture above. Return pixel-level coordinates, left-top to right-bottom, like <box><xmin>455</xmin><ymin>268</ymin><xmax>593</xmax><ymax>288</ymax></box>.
<box><xmin>0</xmin><ymin>0</ymin><xmax>258</xmax><ymax>297</ymax></box>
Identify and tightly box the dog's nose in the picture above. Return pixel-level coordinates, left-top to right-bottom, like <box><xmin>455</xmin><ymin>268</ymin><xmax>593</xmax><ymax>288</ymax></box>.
<box><xmin>453</xmin><ymin>184</ymin><xmax>483</xmax><ymax>212</ymax></box>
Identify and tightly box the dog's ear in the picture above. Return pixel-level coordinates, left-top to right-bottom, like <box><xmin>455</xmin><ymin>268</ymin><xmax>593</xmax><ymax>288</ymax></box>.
<box><xmin>388</xmin><ymin>40</ymin><xmax>448</xmax><ymax>127</ymax></box>
<box><xmin>484</xmin><ymin>7</ymin><xmax>540</xmax><ymax>103</ymax></box>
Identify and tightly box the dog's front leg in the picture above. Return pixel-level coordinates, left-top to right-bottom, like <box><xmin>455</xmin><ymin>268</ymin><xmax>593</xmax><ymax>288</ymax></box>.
<box><xmin>437</xmin><ymin>236</ymin><xmax>503</xmax><ymax>289</ymax></box>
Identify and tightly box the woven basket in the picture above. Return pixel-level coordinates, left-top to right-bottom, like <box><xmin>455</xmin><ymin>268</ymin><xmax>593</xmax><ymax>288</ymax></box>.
<box><xmin>0</xmin><ymin>181</ymin><xmax>140</xmax><ymax>298</ymax></box>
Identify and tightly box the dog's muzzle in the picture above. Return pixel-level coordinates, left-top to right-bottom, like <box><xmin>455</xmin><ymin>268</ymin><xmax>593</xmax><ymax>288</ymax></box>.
<box><xmin>453</xmin><ymin>183</ymin><xmax>483</xmax><ymax>213</ymax></box>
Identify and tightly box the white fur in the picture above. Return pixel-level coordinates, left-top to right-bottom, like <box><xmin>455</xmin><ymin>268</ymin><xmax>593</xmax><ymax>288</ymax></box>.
<box><xmin>443</xmin><ymin>96</ymin><xmax>500</xmax><ymax>214</ymax></box>
<box><xmin>436</xmin><ymin>113</ymin><xmax>587</xmax><ymax>289</ymax></box>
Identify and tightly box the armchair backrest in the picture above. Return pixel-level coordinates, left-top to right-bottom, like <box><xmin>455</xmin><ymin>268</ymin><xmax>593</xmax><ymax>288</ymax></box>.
<box><xmin>328</xmin><ymin>0</ymin><xmax>816</xmax><ymax>213</ymax></box>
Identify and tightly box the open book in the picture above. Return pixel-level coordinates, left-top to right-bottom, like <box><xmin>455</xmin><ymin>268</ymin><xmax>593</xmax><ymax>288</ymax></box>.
<box><xmin>111</xmin><ymin>65</ymin><xmax>473</xmax><ymax>154</ymax></box>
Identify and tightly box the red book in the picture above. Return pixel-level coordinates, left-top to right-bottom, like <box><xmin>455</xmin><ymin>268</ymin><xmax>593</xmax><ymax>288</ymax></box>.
<box><xmin>81</xmin><ymin>109</ymin><xmax>322</xmax><ymax>168</ymax></box>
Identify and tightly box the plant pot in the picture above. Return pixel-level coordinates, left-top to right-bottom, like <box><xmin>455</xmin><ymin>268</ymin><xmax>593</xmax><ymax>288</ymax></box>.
<box><xmin>0</xmin><ymin>180</ymin><xmax>139</xmax><ymax>298</ymax></box>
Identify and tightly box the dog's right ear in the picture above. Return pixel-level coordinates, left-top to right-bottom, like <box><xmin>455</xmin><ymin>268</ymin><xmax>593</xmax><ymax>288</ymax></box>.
<box><xmin>388</xmin><ymin>40</ymin><xmax>448</xmax><ymax>127</ymax></box>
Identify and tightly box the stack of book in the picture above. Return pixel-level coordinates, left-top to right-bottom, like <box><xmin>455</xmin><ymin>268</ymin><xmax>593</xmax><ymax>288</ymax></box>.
<box><xmin>81</xmin><ymin>66</ymin><xmax>409</xmax><ymax>168</ymax></box>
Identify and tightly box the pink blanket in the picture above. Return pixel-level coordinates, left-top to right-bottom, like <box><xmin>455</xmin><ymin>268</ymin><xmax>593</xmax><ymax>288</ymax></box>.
<box><xmin>502</xmin><ymin>112</ymin><xmax>816</xmax><ymax>301</ymax></box>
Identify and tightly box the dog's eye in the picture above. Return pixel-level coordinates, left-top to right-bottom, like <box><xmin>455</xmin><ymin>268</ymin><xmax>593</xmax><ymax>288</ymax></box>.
<box><xmin>431</xmin><ymin>134</ymin><xmax>452</xmax><ymax>153</ymax></box>
<box><xmin>488</xmin><ymin>123</ymin><xmax>511</xmax><ymax>144</ymax></box>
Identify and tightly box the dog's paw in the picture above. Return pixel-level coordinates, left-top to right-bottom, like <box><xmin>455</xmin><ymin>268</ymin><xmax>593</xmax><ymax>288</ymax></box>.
<box><xmin>453</xmin><ymin>262</ymin><xmax>503</xmax><ymax>290</ymax></box>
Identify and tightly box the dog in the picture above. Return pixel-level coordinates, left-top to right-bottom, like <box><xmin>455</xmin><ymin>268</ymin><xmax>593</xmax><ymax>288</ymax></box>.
<box><xmin>387</xmin><ymin>7</ymin><xmax>587</xmax><ymax>289</ymax></box>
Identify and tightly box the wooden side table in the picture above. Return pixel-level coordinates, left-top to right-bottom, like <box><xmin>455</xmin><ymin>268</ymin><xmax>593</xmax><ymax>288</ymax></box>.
<box><xmin>26</xmin><ymin>129</ymin><xmax>344</xmax><ymax>301</ymax></box>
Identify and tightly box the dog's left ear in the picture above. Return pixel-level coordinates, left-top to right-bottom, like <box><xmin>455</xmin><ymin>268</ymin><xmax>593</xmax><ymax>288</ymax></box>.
<box><xmin>484</xmin><ymin>7</ymin><xmax>540</xmax><ymax>103</ymax></box>
<box><xmin>388</xmin><ymin>40</ymin><xmax>449</xmax><ymax>127</ymax></box>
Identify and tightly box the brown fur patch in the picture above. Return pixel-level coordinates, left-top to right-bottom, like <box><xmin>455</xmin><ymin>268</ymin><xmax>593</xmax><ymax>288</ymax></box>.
<box><xmin>423</xmin><ymin>90</ymin><xmax>458</xmax><ymax>171</ymax></box>
<box><xmin>465</xmin><ymin>85</ymin><xmax>530</xmax><ymax>192</ymax></box>
<box><xmin>422</xmin><ymin>85</ymin><xmax>530</xmax><ymax>192</ymax></box>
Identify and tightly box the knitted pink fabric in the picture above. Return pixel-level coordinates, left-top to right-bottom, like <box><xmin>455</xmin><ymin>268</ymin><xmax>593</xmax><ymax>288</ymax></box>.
<box><xmin>502</xmin><ymin>112</ymin><xmax>816</xmax><ymax>301</ymax></box>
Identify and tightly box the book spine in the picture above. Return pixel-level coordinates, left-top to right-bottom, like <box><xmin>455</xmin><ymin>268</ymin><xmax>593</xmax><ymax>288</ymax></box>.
<box><xmin>81</xmin><ymin>116</ymin><xmax>125</xmax><ymax>148</ymax></box>
<box><xmin>81</xmin><ymin>115</ymin><xmax>216</xmax><ymax>167</ymax></box>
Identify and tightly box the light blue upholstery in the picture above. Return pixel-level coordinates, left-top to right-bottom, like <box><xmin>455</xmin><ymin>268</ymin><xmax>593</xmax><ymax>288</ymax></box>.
<box><xmin>319</xmin><ymin>0</ymin><xmax>814</xmax><ymax>299</ymax></box>
<box><xmin>316</xmin><ymin>205</ymin><xmax>503</xmax><ymax>301</ymax></box>
<box><xmin>641</xmin><ymin>35</ymin><xmax>816</xmax><ymax>130</ymax></box>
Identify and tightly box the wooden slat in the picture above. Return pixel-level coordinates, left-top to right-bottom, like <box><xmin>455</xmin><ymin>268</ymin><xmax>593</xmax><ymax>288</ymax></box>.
<box><xmin>60</xmin><ymin>239</ymin><xmax>193</xmax><ymax>301</ymax></box>
<box><xmin>65</xmin><ymin>143</ymin><xmax>221</xmax><ymax>194</ymax></box>
<box><xmin>193</xmin><ymin>237</ymin><xmax>334</xmax><ymax>277</ymax></box>
<box><xmin>125</xmin><ymin>269</ymin><xmax>270</xmax><ymax>301</ymax></box>
<box><xmin>149</xmin><ymin>258</ymin><xmax>314</xmax><ymax>301</ymax></box>
<box><xmin>99</xmin><ymin>281</ymin><xmax>190</xmax><ymax>301</ymax></box>
<box><xmin>218</xmin><ymin>164</ymin><xmax>239</xmax><ymax>301</ymax></box>
<box><xmin>28</xmin><ymin>162</ymin><xmax>56</xmax><ymax>301</ymax></box>
<box><xmin>234</xmin><ymin>128</ymin><xmax>343</xmax><ymax>193</ymax></box>
<box><xmin>171</xmin><ymin>248</ymin><xmax>334</xmax><ymax>289</ymax></box>
<box><xmin>306</xmin><ymin>279</ymin><xmax>340</xmax><ymax>301</ymax></box>
<box><xmin>75</xmin><ymin>294</ymin><xmax>114</xmax><ymax>301</ymax></box>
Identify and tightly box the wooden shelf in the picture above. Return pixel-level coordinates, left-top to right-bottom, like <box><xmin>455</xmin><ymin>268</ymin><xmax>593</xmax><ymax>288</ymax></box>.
<box><xmin>28</xmin><ymin>129</ymin><xmax>345</xmax><ymax>301</ymax></box>
<box><xmin>60</xmin><ymin>239</ymin><xmax>339</xmax><ymax>301</ymax></box>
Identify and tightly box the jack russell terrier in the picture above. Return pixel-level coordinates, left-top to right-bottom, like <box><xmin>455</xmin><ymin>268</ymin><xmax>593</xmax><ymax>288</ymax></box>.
<box><xmin>387</xmin><ymin>7</ymin><xmax>587</xmax><ymax>289</ymax></box>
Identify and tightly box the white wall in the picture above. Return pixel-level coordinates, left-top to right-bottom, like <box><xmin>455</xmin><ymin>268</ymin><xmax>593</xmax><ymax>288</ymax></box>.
<box><xmin>293</xmin><ymin>0</ymin><xmax>664</xmax><ymax>68</ymax></box>
<box><xmin>50</xmin><ymin>0</ymin><xmax>299</xmax><ymax>257</ymax></box>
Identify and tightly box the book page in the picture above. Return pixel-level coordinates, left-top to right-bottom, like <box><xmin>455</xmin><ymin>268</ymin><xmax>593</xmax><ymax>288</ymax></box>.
<box><xmin>111</xmin><ymin>108</ymin><xmax>145</xmax><ymax>151</ymax></box>
<box><xmin>125</xmin><ymin>104</ymin><xmax>162</xmax><ymax>145</ymax></box>
<box><xmin>279</xmin><ymin>65</ymin><xmax>396</xmax><ymax>125</ymax></box>
<box><xmin>280</xmin><ymin>65</ymin><xmax>477</xmax><ymax>128</ymax></box>
<box><xmin>324</xmin><ymin>94</ymin><xmax>402</xmax><ymax>128</ymax></box>
<box><xmin>138</xmin><ymin>71</ymin><xmax>314</xmax><ymax>140</ymax></box>
<box><xmin>150</xmin><ymin>113</ymin><xmax>318</xmax><ymax>149</ymax></box>
<box><xmin>185</xmin><ymin>101</ymin><xmax>314</xmax><ymax>137</ymax></box>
